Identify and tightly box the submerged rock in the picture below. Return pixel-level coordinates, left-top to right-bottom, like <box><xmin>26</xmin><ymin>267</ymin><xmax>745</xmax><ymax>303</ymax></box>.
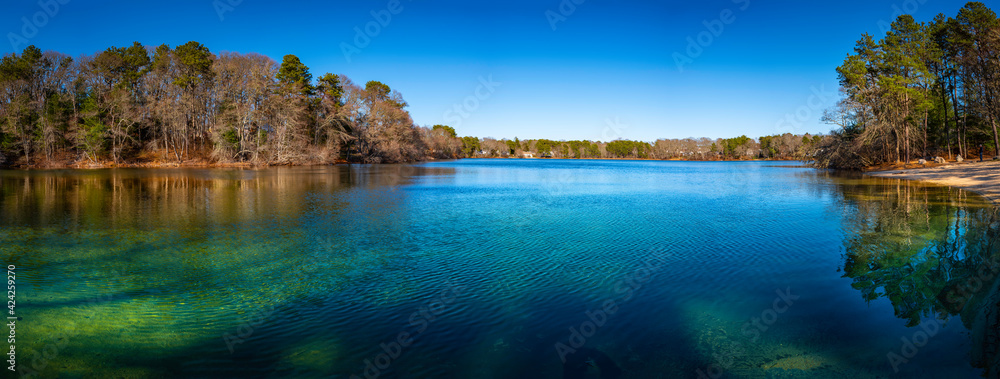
<box><xmin>760</xmin><ymin>354</ymin><xmax>828</xmax><ymax>371</ymax></box>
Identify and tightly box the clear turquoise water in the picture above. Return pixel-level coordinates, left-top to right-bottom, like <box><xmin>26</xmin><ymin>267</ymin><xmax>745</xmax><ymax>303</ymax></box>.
<box><xmin>1</xmin><ymin>159</ymin><xmax>998</xmax><ymax>378</ymax></box>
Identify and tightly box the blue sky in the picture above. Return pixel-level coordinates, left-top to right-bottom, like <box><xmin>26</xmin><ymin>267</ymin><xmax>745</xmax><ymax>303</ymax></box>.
<box><xmin>1</xmin><ymin>0</ymin><xmax>978</xmax><ymax>141</ymax></box>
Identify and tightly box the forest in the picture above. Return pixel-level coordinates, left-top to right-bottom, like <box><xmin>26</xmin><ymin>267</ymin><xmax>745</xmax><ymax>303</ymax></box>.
<box><xmin>815</xmin><ymin>2</ymin><xmax>1000</xmax><ymax>169</ymax></box>
<box><xmin>0</xmin><ymin>42</ymin><xmax>450</xmax><ymax>167</ymax></box>
<box><xmin>0</xmin><ymin>40</ymin><xmax>821</xmax><ymax>168</ymax></box>
<box><xmin>459</xmin><ymin>133</ymin><xmax>821</xmax><ymax>160</ymax></box>
<box><xmin>2</xmin><ymin>3</ymin><xmax>996</xmax><ymax>169</ymax></box>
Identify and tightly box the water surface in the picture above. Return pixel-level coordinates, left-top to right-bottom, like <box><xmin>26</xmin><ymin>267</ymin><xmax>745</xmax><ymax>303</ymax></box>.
<box><xmin>1</xmin><ymin>160</ymin><xmax>998</xmax><ymax>378</ymax></box>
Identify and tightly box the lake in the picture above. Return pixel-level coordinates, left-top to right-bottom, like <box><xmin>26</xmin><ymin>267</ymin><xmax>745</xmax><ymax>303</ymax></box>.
<box><xmin>1</xmin><ymin>159</ymin><xmax>998</xmax><ymax>378</ymax></box>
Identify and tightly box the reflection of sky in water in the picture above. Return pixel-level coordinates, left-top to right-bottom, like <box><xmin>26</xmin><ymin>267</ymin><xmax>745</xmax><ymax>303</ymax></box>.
<box><xmin>0</xmin><ymin>161</ymin><xmax>996</xmax><ymax>378</ymax></box>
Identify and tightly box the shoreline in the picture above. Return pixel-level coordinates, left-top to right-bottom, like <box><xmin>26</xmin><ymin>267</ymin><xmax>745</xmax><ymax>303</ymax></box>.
<box><xmin>0</xmin><ymin>157</ymin><xmax>805</xmax><ymax>170</ymax></box>
<box><xmin>0</xmin><ymin>158</ymin><xmax>359</xmax><ymax>171</ymax></box>
<box><xmin>460</xmin><ymin>157</ymin><xmax>803</xmax><ymax>162</ymax></box>
<box><xmin>866</xmin><ymin>160</ymin><xmax>1000</xmax><ymax>205</ymax></box>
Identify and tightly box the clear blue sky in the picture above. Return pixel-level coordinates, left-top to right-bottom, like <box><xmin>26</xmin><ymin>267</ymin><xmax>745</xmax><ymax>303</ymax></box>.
<box><xmin>0</xmin><ymin>0</ymin><xmax>978</xmax><ymax>141</ymax></box>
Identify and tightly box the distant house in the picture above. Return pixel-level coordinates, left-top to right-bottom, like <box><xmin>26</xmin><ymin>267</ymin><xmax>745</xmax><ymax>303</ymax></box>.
<box><xmin>523</xmin><ymin>152</ymin><xmax>534</xmax><ymax>158</ymax></box>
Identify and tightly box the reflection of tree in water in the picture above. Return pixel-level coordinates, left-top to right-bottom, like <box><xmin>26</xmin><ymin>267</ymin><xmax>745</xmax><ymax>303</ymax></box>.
<box><xmin>0</xmin><ymin>165</ymin><xmax>459</xmax><ymax>377</ymax></box>
<box><xmin>836</xmin><ymin>177</ymin><xmax>1000</xmax><ymax>375</ymax></box>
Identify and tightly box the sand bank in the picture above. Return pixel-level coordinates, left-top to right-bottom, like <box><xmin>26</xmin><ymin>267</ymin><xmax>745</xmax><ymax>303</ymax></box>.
<box><xmin>867</xmin><ymin>160</ymin><xmax>1000</xmax><ymax>205</ymax></box>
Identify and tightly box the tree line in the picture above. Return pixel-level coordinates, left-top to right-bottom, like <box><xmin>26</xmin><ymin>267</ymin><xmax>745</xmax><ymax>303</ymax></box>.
<box><xmin>0</xmin><ymin>42</ymin><xmax>450</xmax><ymax>167</ymax></box>
<box><xmin>816</xmin><ymin>2</ymin><xmax>1000</xmax><ymax>169</ymax></box>
<box><xmin>455</xmin><ymin>133</ymin><xmax>822</xmax><ymax>160</ymax></box>
<box><xmin>0</xmin><ymin>41</ymin><xmax>824</xmax><ymax>167</ymax></box>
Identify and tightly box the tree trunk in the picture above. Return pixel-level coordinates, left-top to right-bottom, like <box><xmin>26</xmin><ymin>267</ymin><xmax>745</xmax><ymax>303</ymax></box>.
<box><xmin>904</xmin><ymin>92</ymin><xmax>910</xmax><ymax>164</ymax></box>
<box><xmin>941</xmin><ymin>85</ymin><xmax>952</xmax><ymax>159</ymax></box>
<box><xmin>923</xmin><ymin>112</ymin><xmax>928</xmax><ymax>159</ymax></box>
<box><xmin>992</xmin><ymin>117</ymin><xmax>1000</xmax><ymax>159</ymax></box>
<box><xmin>962</xmin><ymin>113</ymin><xmax>969</xmax><ymax>157</ymax></box>
<box><xmin>951</xmin><ymin>77</ymin><xmax>963</xmax><ymax>157</ymax></box>
<box><xmin>905</xmin><ymin>124</ymin><xmax>910</xmax><ymax>163</ymax></box>
<box><xmin>893</xmin><ymin>130</ymin><xmax>903</xmax><ymax>163</ymax></box>
<box><xmin>885</xmin><ymin>139</ymin><xmax>890</xmax><ymax>164</ymax></box>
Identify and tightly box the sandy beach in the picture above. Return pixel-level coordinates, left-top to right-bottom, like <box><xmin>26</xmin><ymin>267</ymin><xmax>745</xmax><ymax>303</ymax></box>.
<box><xmin>867</xmin><ymin>160</ymin><xmax>1000</xmax><ymax>205</ymax></box>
